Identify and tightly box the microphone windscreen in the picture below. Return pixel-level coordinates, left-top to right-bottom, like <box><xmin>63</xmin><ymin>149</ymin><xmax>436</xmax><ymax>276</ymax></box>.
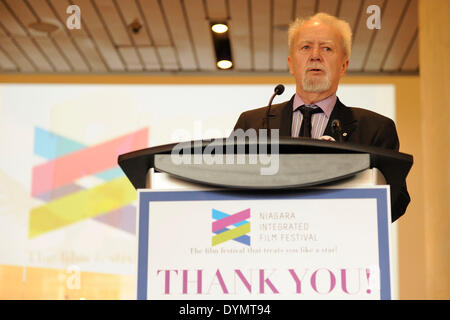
<box><xmin>274</xmin><ymin>84</ymin><xmax>285</xmax><ymax>95</ymax></box>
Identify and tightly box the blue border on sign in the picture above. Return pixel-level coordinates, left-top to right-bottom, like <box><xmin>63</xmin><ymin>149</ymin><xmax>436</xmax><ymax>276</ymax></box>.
<box><xmin>137</xmin><ymin>188</ymin><xmax>391</xmax><ymax>300</ymax></box>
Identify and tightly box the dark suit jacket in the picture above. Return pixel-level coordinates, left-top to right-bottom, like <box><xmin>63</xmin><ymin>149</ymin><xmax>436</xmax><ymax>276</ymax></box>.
<box><xmin>233</xmin><ymin>95</ymin><xmax>410</xmax><ymax>221</ymax></box>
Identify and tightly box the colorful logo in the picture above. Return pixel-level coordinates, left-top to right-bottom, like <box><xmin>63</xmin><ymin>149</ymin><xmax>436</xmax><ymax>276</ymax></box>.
<box><xmin>29</xmin><ymin>127</ymin><xmax>148</xmax><ymax>238</ymax></box>
<box><xmin>212</xmin><ymin>208</ymin><xmax>250</xmax><ymax>246</ymax></box>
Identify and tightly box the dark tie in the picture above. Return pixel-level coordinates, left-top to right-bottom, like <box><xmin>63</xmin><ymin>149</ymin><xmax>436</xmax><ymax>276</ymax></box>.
<box><xmin>298</xmin><ymin>105</ymin><xmax>323</xmax><ymax>138</ymax></box>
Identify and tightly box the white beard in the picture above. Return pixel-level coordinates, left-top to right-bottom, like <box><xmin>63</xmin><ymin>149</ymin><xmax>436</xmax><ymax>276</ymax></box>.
<box><xmin>302</xmin><ymin>72</ymin><xmax>331</xmax><ymax>92</ymax></box>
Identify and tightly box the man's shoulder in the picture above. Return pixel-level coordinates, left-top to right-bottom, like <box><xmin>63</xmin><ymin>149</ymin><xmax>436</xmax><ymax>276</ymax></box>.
<box><xmin>234</xmin><ymin>99</ymin><xmax>292</xmax><ymax>131</ymax></box>
<box><xmin>238</xmin><ymin>105</ymin><xmax>269</xmax><ymax>118</ymax></box>
<box><xmin>239</xmin><ymin>100</ymin><xmax>290</xmax><ymax>117</ymax></box>
<box><xmin>342</xmin><ymin>104</ymin><xmax>395</xmax><ymax>125</ymax></box>
<box><xmin>336</xmin><ymin>102</ymin><xmax>399</xmax><ymax>150</ymax></box>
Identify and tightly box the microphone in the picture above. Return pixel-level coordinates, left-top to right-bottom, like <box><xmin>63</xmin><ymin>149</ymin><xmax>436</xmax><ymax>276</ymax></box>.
<box><xmin>265</xmin><ymin>84</ymin><xmax>285</xmax><ymax>129</ymax></box>
<box><xmin>331</xmin><ymin>119</ymin><xmax>342</xmax><ymax>142</ymax></box>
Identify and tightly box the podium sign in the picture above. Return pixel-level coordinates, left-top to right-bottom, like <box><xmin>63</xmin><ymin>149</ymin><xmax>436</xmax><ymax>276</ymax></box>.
<box><xmin>137</xmin><ymin>187</ymin><xmax>393</xmax><ymax>300</ymax></box>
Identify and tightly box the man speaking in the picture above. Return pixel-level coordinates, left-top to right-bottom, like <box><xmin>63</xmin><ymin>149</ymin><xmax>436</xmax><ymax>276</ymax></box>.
<box><xmin>233</xmin><ymin>13</ymin><xmax>410</xmax><ymax>221</ymax></box>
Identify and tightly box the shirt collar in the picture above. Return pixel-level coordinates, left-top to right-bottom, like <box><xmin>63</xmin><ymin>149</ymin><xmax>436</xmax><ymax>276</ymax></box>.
<box><xmin>292</xmin><ymin>93</ymin><xmax>337</xmax><ymax>118</ymax></box>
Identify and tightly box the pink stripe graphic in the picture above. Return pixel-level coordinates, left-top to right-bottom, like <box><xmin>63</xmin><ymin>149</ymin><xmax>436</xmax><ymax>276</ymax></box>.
<box><xmin>212</xmin><ymin>209</ymin><xmax>250</xmax><ymax>232</ymax></box>
<box><xmin>31</xmin><ymin>128</ymin><xmax>148</xmax><ymax>196</ymax></box>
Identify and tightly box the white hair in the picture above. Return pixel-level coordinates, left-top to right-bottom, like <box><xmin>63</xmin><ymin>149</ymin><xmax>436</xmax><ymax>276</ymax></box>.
<box><xmin>288</xmin><ymin>13</ymin><xmax>353</xmax><ymax>58</ymax></box>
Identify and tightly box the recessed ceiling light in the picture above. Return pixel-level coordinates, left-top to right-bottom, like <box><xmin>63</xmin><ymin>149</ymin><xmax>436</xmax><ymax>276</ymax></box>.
<box><xmin>211</xmin><ymin>23</ymin><xmax>228</xmax><ymax>34</ymax></box>
<box><xmin>217</xmin><ymin>60</ymin><xmax>232</xmax><ymax>70</ymax></box>
<box><xmin>28</xmin><ymin>21</ymin><xmax>59</xmax><ymax>33</ymax></box>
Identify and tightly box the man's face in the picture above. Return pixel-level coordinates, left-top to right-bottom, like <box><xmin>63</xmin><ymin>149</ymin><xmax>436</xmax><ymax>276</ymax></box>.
<box><xmin>288</xmin><ymin>21</ymin><xmax>349</xmax><ymax>94</ymax></box>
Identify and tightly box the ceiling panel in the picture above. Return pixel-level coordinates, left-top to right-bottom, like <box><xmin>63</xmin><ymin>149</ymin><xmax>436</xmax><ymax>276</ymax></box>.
<box><xmin>184</xmin><ymin>0</ymin><xmax>216</xmax><ymax>71</ymax></box>
<box><xmin>96</xmin><ymin>0</ymin><xmax>131</xmax><ymax>46</ymax></box>
<box><xmin>206</xmin><ymin>0</ymin><xmax>228</xmax><ymax>20</ymax></box>
<box><xmin>137</xmin><ymin>47</ymin><xmax>161</xmax><ymax>71</ymax></box>
<box><xmin>16</xmin><ymin>37</ymin><xmax>54</xmax><ymax>71</ymax></box>
<box><xmin>95</xmin><ymin>0</ymin><xmax>144</xmax><ymax>71</ymax></box>
<box><xmin>137</xmin><ymin>0</ymin><xmax>172</xmax><ymax>70</ymax></box>
<box><xmin>348</xmin><ymin>0</ymin><xmax>385</xmax><ymax>71</ymax></box>
<box><xmin>160</xmin><ymin>0</ymin><xmax>197</xmax><ymax>70</ymax></box>
<box><xmin>28</xmin><ymin>0</ymin><xmax>89</xmax><ymax>72</ymax></box>
<box><xmin>338</xmin><ymin>0</ymin><xmax>362</xmax><ymax>32</ymax></box>
<box><xmin>295</xmin><ymin>0</ymin><xmax>316</xmax><ymax>18</ymax></box>
<box><xmin>251</xmin><ymin>0</ymin><xmax>271</xmax><ymax>71</ymax></box>
<box><xmin>34</xmin><ymin>37</ymin><xmax>71</xmax><ymax>71</ymax></box>
<box><xmin>0</xmin><ymin>20</ymin><xmax>35</xmax><ymax>72</ymax></box>
<box><xmin>382</xmin><ymin>0</ymin><xmax>418</xmax><ymax>72</ymax></box>
<box><xmin>5</xmin><ymin>0</ymin><xmax>41</xmax><ymax>37</ymax></box>
<box><xmin>0</xmin><ymin>0</ymin><xmax>419</xmax><ymax>75</ymax></box>
<box><xmin>272</xmin><ymin>0</ymin><xmax>293</xmax><ymax>71</ymax></box>
<box><xmin>318</xmin><ymin>0</ymin><xmax>340</xmax><ymax>16</ymax></box>
<box><xmin>118</xmin><ymin>46</ymin><xmax>143</xmax><ymax>71</ymax></box>
<box><xmin>228</xmin><ymin>0</ymin><xmax>252</xmax><ymax>70</ymax></box>
<box><xmin>0</xmin><ymin>0</ymin><xmax>28</xmax><ymax>36</ymax></box>
<box><xmin>364</xmin><ymin>0</ymin><xmax>408</xmax><ymax>72</ymax></box>
<box><xmin>156</xmin><ymin>46</ymin><xmax>178</xmax><ymax>70</ymax></box>
<box><xmin>0</xmin><ymin>36</ymin><xmax>36</xmax><ymax>72</ymax></box>
<box><xmin>50</xmin><ymin>35</ymin><xmax>90</xmax><ymax>72</ymax></box>
<box><xmin>75</xmin><ymin>0</ymin><xmax>125</xmax><ymax>71</ymax></box>
<box><xmin>48</xmin><ymin>0</ymin><xmax>107</xmax><ymax>72</ymax></box>
<box><xmin>0</xmin><ymin>46</ymin><xmax>17</xmax><ymax>71</ymax></box>
<box><xmin>115</xmin><ymin>0</ymin><xmax>152</xmax><ymax>47</ymax></box>
<box><xmin>5</xmin><ymin>0</ymin><xmax>70</xmax><ymax>71</ymax></box>
<box><xmin>401</xmin><ymin>33</ymin><xmax>418</xmax><ymax>71</ymax></box>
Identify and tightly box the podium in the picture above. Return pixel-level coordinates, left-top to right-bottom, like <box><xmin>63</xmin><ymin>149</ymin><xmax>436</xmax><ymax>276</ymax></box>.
<box><xmin>118</xmin><ymin>138</ymin><xmax>413</xmax><ymax>300</ymax></box>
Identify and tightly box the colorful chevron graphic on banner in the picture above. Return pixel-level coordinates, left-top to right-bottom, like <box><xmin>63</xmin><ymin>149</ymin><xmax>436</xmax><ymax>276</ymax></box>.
<box><xmin>212</xmin><ymin>208</ymin><xmax>250</xmax><ymax>246</ymax></box>
<box><xmin>29</xmin><ymin>127</ymin><xmax>148</xmax><ymax>238</ymax></box>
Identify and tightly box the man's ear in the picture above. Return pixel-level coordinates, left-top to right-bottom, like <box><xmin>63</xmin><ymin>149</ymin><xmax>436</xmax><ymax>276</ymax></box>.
<box><xmin>340</xmin><ymin>58</ymin><xmax>349</xmax><ymax>77</ymax></box>
<box><xmin>287</xmin><ymin>55</ymin><xmax>294</xmax><ymax>75</ymax></box>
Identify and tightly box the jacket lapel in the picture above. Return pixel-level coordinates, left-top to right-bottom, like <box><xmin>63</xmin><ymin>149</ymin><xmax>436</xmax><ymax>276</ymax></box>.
<box><xmin>323</xmin><ymin>97</ymin><xmax>357</xmax><ymax>141</ymax></box>
<box><xmin>268</xmin><ymin>95</ymin><xmax>294</xmax><ymax>137</ymax></box>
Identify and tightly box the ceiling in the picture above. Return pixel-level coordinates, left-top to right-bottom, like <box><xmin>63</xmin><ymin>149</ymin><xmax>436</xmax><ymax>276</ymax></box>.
<box><xmin>0</xmin><ymin>0</ymin><xmax>419</xmax><ymax>74</ymax></box>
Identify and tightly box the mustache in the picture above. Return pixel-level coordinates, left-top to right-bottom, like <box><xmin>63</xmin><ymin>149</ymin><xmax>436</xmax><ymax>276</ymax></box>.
<box><xmin>305</xmin><ymin>65</ymin><xmax>327</xmax><ymax>72</ymax></box>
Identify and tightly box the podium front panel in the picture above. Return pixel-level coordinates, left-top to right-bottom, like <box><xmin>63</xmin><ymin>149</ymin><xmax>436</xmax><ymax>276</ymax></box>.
<box><xmin>136</xmin><ymin>187</ymin><xmax>393</xmax><ymax>300</ymax></box>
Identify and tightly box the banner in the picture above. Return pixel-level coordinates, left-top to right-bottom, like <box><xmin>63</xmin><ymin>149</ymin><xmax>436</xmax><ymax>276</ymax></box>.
<box><xmin>0</xmin><ymin>83</ymin><xmax>395</xmax><ymax>299</ymax></box>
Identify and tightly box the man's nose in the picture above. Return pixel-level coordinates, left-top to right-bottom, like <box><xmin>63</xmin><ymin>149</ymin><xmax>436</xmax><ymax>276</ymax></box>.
<box><xmin>310</xmin><ymin>46</ymin><xmax>321</xmax><ymax>61</ymax></box>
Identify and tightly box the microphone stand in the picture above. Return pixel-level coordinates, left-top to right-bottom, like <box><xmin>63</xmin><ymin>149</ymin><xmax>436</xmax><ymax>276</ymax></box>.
<box><xmin>265</xmin><ymin>84</ymin><xmax>285</xmax><ymax>129</ymax></box>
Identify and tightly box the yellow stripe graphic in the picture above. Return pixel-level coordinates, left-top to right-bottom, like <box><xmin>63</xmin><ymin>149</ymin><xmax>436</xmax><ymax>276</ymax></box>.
<box><xmin>29</xmin><ymin>177</ymin><xmax>136</xmax><ymax>238</ymax></box>
<box><xmin>212</xmin><ymin>223</ymin><xmax>250</xmax><ymax>246</ymax></box>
